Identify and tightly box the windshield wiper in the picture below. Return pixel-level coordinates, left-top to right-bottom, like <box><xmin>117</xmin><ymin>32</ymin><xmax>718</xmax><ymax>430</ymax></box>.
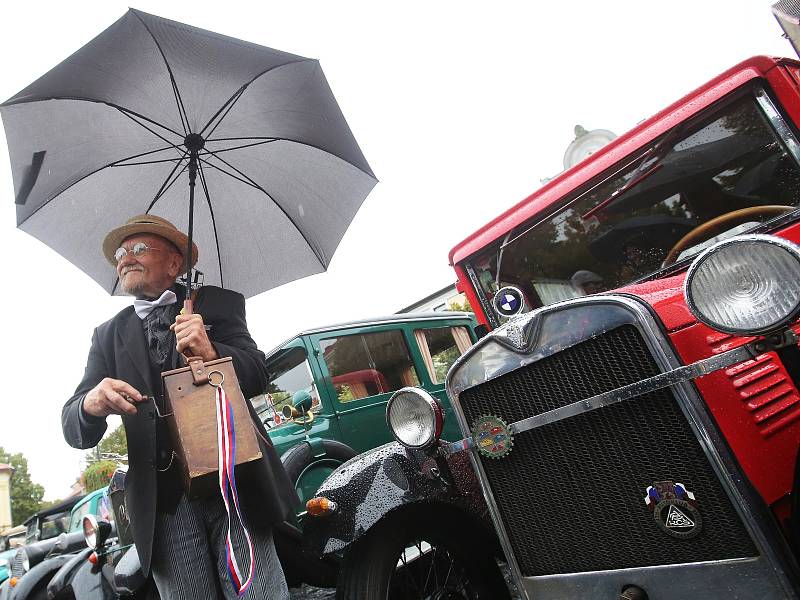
<box><xmin>581</xmin><ymin>124</ymin><xmax>686</xmax><ymax>220</ymax></box>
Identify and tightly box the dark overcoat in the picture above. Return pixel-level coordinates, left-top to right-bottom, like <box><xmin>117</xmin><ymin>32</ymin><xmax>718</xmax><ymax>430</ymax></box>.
<box><xmin>62</xmin><ymin>286</ymin><xmax>298</xmax><ymax>575</ymax></box>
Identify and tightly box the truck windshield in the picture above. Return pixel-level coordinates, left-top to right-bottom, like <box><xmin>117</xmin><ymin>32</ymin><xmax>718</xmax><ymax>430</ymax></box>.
<box><xmin>467</xmin><ymin>90</ymin><xmax>800</xmax><ymax>316</ymax></box>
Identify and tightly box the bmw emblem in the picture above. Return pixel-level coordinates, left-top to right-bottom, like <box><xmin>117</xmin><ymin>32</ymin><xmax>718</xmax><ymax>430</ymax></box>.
<box><xmin>493</xmin><ymin>286</ymin><xmax>525</xmax><ymax>318</ymax></box>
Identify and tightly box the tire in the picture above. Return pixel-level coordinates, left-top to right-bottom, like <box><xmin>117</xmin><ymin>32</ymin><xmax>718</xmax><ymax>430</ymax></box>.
<box><xmin>336</xmin><ymin>506</ymin><xmax>510</xmax><ymax>600</ymax></box>
<box><xmin>281</xmin><ymin>440</ymin><xmax>357</xmax><ymax>503</ymax></box>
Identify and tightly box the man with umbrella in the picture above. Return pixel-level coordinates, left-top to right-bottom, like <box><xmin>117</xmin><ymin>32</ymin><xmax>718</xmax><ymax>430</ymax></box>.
<box><xmin>2</xmin><ymin>11</ymin><xmax>376</xmax><ymax>595</ymax></box>
<box><xmin>62</xmin><ymin>214</ymin><xmax>297</xmax><ymax>599</ymax></box>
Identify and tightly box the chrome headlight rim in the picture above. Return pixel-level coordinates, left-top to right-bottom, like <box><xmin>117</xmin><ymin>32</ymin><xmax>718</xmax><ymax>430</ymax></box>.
<box><xmin>386</xmin><ymin>387</ymin><xmax>444</xmax><ymax>450</ymax></box>
<box><xmin>83</xmin><ymin>514</ymin><xmax>99</xmax><ymax>549</ymax></box>
<box><xmin>21</xmin><ymin>551</ymin><xmax>29</xmax><ymax>573</ymax></box>
<box><xmin>684</xmin><ymin>234</ymin><xmax>800</xmax><ymax>336</ymax></box>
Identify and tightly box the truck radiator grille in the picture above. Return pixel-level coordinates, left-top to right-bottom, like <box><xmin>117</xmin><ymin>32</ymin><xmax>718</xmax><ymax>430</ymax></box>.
<box><xmin>11</xmin><ymin>550</ymin><xmax>25</xmax><ymax>578</ymax></box>
<box><xmin>459</xmin><ymin>325</ymin><xmax>757</xmax><ymax>576</ymax></box>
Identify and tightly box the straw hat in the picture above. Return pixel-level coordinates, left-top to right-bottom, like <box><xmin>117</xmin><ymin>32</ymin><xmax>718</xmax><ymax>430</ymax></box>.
<box><xmin>102</xmin><ymin>215</ymin><xmax>199</xmax><ymax>270</ymax></box>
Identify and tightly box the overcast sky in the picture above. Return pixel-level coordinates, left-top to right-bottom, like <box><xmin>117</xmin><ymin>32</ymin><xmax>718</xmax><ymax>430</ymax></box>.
<box><xmin>0</xmin><ymin>0</ymin><xmax>792</xmax><ymax>500</ymax></box>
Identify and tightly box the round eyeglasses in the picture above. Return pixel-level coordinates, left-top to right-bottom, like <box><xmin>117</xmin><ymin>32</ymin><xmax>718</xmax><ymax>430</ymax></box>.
<box><xmin>114</xmin><ymin>242</ymin><xmax>163</xmax><ymax>263</ymax></box>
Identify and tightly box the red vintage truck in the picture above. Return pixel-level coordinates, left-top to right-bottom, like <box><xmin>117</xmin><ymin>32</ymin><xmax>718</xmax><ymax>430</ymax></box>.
<box><xmin>303</xmin><ymin>5</ymin><xmax>800</xmax><ymax>599</ymax></box>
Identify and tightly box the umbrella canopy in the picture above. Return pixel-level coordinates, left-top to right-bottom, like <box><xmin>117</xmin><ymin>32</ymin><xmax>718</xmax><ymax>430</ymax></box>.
<box><xmin>0</xmin><ymin>9</ymin><xmax>376</xmax><ymax>298</ymax></box>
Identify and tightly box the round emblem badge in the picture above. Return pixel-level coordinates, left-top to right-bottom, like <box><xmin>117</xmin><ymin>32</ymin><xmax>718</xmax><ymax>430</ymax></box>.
<box><xmin>645</xmin><ymin>481</ymin><xmax>702</xmax><ymax>539</ymax></box>
<box><xmin>652</xmin><ymin>499</ymin><xmax>702</xmax><ymax>539</ymax></box>
<box><xmin>493</xmin><ymin>286</ymin><xmax>525</xmax><ymax>318</ymax></box>
<box><xmin>471</xmin><ymin>415</ymin><xmax>513</xmax><ymax>459</ymax></box>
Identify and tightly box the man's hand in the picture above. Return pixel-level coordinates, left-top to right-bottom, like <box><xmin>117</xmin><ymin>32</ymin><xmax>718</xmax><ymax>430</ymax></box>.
<box><xmin>171</xmin><ymin>313</ymin><xmax>219</xmax><ymax>361</ymax></box>
<box><xmin>84</xmin><ymin>378</ymin><xmax>144</xmax><ymax>417</ymax></box>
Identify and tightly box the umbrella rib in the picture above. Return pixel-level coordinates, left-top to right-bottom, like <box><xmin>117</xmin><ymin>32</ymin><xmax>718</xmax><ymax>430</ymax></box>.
<box><xmin>117</xmin><ymin>108</ymin><xmax>185</xmax><ymax>155</ymax></box>
<box><xmin>197</xmin><ymin>156</ymin><xmax>260</xmax><ymax>190</ymax></box>
<box><xmin>109</xmin><ymin>144</ymin><xmax>183</xmax><ymax>166</ymax></box>
<box><xmin>202</xmin><ymin>87</ymin><xmax>246</xmax><ymax>141</ymax></box>
<box><xmin>146</xmin><ymin>152</ymin><xmax>190</xmax><ymax>213</ymax></box>
<box><xmin>112</xmin><ymin>157</ymin><xmax>186</xmax><ymax>167</ymax></box>
<box><xmin>197</xmin><ymin>58</ymin><xmax>314</xmax><ymax>138</ymax></box>
<box><xmin>207</xmin><ymin>136</ymin><xmax>377</xmax><ymax>181</ymax></box>
<box><xmin>201</xmin><ymin>149</ymin><xmax>326</xmax><ymax>267</ymax></box>
<box><xmin>201</xmin><ymin>139</ymin><xmax>279</xmax><ymax>155</ymax></box>
<box><xmin>196</xmin><ymin>160</ymin><xmax>225</xmax><ymax>289</ymax></box>
<box><xmin>131</xmin><ymin>10</ymin><xmax>191</xmax><ymax>135</ymax></box>
<box><xmin>0</xmin><ymin>95</ymin><xmax>185</xmax><ymax>139</ymax></box>
<box><xmin>16</xmin><ymin>145</ymin><xmax>187</xmax><ymax>228</ymax></box>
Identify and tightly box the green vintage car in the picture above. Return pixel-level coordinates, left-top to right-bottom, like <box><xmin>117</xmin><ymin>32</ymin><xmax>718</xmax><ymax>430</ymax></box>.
<box><xmin>252</xmin><ymin>312</ymin><xmax>478</xmax><ymax>511</ymax></box>
<box><xmin>0</xmin><ymin>526</ymin><xmax>25</xmax><ymax>584</ymax></box>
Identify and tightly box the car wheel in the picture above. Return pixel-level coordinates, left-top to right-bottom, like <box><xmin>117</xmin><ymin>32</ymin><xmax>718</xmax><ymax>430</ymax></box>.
<box><xmin>336</xmin><ymin>508</ymin><xmax>510</xmax><ymax>600</ymax></box>
<box><xmin>281</xmin><ymin>440</ymin><xmax>357</xmax><ymax>504</ymax></box>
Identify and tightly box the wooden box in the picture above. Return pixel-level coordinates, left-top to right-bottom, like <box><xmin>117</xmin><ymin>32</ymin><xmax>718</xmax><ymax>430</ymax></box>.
<box><xmin>162</xmin><ymin>356</ymin><xmax>262</xmax><ymax>498</ymax></box>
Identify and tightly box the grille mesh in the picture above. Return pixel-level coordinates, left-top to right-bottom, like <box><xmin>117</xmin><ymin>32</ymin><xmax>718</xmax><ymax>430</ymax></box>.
<box><xmin>459</xmin><ymin>325</ymin><xmax>757</xmax><ymax>576</ymax></box>
<box><xmin>11</xmin><ymin>549</ymin><xmax>25</xmax><ymax>578</ymax></box>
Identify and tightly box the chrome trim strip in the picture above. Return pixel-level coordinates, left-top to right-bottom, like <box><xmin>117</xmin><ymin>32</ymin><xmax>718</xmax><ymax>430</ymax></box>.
<box><xmin>756</xmin><ymin>87</ymin><xmax>800</xmax><ymax>166</ymax></box>
<box><xmin>445</xmin><ymin>294</ymin><xmax>798</xmax><ymax>600</ymax></box>
<box><xmin>509</xmin><ymin>343</ymin><xmax>755</xmax><ymax>435</ymax></box>
<box><xmin>523</xmin><ymin>556</ymin><xmax>785</xmax><ymax>600</ymax></box>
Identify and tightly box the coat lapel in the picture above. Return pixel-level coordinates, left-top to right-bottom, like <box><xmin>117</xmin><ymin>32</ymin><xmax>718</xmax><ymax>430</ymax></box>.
<box><xmin>117</xmin><ymin>310</ymin><xmax>154</xmax><ymax>395</ymax></box>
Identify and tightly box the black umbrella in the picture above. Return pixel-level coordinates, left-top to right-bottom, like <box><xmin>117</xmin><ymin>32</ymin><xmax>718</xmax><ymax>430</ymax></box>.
<box><xmin>1</xmin><ymin>9</ymin><xmax>376</xmax><ymax>298</ymax></box>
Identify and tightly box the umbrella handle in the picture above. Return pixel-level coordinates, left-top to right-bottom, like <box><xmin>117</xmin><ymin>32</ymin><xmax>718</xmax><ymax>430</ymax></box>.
<box><xmin>181</xmin><ymin>298</ymin><xmax>195</xmax><ymax>362</ymax></box>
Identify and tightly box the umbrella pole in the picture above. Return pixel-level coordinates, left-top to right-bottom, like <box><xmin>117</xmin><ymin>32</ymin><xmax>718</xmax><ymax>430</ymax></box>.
<box><xmin>184</xmin><ymin>150</ymin><xmax>197</xmax><ymax>316</ymax></box>
<box><xmin>182</xmin><ymin>133</ymin><xmax>205</xmax><ymax>316</ymax></box>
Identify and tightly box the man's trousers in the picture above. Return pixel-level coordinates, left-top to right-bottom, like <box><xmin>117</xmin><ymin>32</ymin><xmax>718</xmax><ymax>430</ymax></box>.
<box><xmin>150</xmin><ymin>494</ymin><xmax>289</xmax><ymax>600</ymax></box>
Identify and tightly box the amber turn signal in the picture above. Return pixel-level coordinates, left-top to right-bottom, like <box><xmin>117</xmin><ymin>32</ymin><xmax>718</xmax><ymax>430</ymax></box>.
<box><xmin>9</xmin><ymin>577</ymin><xmax>17</xmax><ymax>587</ymax></box>
<box><xmin>306</xmin><ymin>496</ymin><xmax>337</xmax><ymax>517</ymax></box>
<box><xmin>88</xmin><ymin>552</ymin><xmax>99</xmax><ymax>565</ymax></box>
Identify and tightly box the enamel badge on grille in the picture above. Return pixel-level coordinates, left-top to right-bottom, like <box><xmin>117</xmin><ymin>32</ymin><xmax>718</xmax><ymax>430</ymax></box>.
<box><xmin>645</xmin><ymin>480</ymin><xmax>702</xmax><ymax>539</ymax></box>
<box><xmin>471</xmin><ymin>415</ymin><xmax>513</xmax><ymax>459</ymax></box>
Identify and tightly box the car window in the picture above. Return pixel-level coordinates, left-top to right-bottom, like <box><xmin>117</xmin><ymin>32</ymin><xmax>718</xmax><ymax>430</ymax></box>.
<box><xmin>255</xmin><ymin>346</ymin><xmax>320</xmax><ymax>428</ymax></box>
<box><xmin>39</xmin><ymin>512</ymin><xmax>69</xmax><ymax>540</ymax></box>
<box><xmin>414</xmin><ymin>326</ymin><xmax>473</xmax><ymax>384</ymax></box>
<box><xmin>320</xmin><ymin>330</ymin><xmax>420</xmax><ymax>402</ymax></box>
<box><xmin>69</xmin><ymin>501</ymin><xmax>92</xmax><ymax>532</ymax></box>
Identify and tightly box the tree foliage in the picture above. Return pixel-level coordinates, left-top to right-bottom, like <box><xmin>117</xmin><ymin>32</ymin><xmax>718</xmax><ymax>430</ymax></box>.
<box><xmin>85</xmin><ymin>424</ymin><xmax>128</xmax><ymax>463</ymax></box>
<box><xmin>83</xmin><ymin>461</ymin><xmax>116</xmax><ymax>493</ymax></box>
<box><xmin>98</xmin><ymin>424</ymin><xmax>127</xmax><ymax>457</ymax></box>
<box><xmin>0</xmin><ymin>447</ymin><xmax>45</xmax><ymax>526</ymax></box>
<box><xmin>447</xmin><ymin>298</ymin><xmax>473</xmax><ymax>313</ymax></box>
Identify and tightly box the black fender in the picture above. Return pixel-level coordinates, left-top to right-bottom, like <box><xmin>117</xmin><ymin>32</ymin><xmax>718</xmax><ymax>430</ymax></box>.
<box><xmin>113</xmin><ymin>545</ymin><xmax>147</xmax><ymax>596</ymax></box>
<box><xmin>10</xmin><ymin>553</ymin><xmax>73</xmax><ymax>599</ymax></box>
<box><xmin>302</xmin><ymin>441</ymin><xmax>489</xmax><ymax>557</ymax></box>
<box><xmin>46</xmin><ymin>548</ymin><xmax>92</xmax><ymax>599</ymax></box>
<box><xmin>63</xmin><ymin>557</ymin><xmax>115</xmax><ymax>600</ymax></box>
<box><xmin>280</xmin><ymin>438</ymin><xmax>357</xmax><ymax>485</ymax></box>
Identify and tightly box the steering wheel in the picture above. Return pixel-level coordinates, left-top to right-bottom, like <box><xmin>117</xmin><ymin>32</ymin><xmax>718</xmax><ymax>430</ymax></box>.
<box><xmin>661</xmin><ymin>205</ymin><xmax>795</xmax><ymax>267</ymax></box>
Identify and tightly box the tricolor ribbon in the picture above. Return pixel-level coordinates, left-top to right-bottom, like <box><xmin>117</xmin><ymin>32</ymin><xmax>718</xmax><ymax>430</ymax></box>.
<box><xmin>215</xmin><ymin>383</ymin><xmax>255</xmax><ymax>596</ymax></box>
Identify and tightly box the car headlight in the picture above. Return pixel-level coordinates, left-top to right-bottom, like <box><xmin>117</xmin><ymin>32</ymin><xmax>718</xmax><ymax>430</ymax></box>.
<box><xmin>21</xmin><ymin>552</ymin><xmax>29</xmax><ymax>573</ymax></box>
<box><xmin>386</xmin><ymin>387</ymin><xmax>443</xmax><ymax>449</ymax></box>
<box><xmin>685</xmin><ymin>234</ymin><xmax>800</xmax><ymax>335</ymax></box>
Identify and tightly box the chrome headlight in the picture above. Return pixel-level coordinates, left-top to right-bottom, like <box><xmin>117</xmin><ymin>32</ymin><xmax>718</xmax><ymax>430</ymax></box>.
<box><xmin>386</xmin><ymin>387</ymin><xmax>444</xmax><ymax>449</ymax></box>
<box><xmin>685</xmin><ymin>234</ymin><xmax>800</xmax><ymax>335</ymax></box>
<box><xmin>21</xmin><ymin>552</ymin><xmax>29</xmax><ymax>573</ymax></box>
<box><xmin>82</xmin><ymin>514</ymin><xmax>111</xmax><ymax>549</ymax></box>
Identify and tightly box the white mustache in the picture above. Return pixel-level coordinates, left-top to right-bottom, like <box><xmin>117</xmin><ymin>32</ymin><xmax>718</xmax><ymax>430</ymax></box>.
<box><xmin>121</xmin><ymin>266</ymin><xmax>144</xmax><ymax>276</ymax></box>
